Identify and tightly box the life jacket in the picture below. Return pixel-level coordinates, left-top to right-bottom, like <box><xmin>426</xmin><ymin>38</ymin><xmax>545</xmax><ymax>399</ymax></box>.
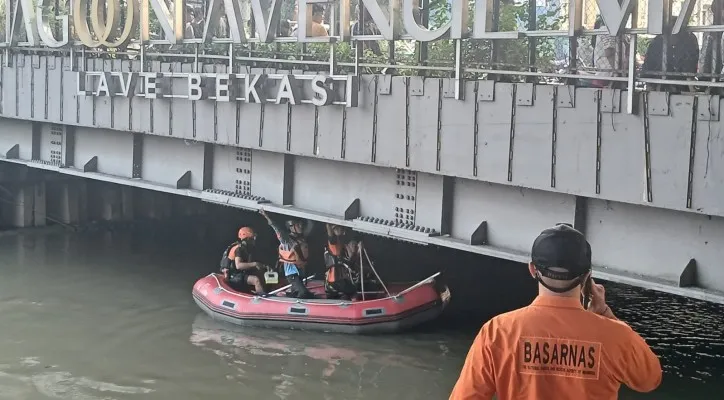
<box><xmin>326</xmin><ymin>234</ymin><xmax>351</xmax><ymax>265</ymax></box>
<box><xmin>220</xmin><ymin>242</ymin><xmax>250</xmax><ymax>271</ymax></box>
<box><xmin>219</xmin><ymin>242</ymin><xmax>237</xmax><ymax>270</ymax></box>
<box><xmin>279</xmin><ymin>238</ymin><xmax>309</xmax><ymax>268</ymax></box>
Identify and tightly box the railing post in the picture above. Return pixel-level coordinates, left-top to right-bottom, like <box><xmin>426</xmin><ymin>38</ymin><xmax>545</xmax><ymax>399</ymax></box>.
<box><xmin>627</xmin><ymin>33</ymin><xmax>637</xmax><ymax>114</ymax></box>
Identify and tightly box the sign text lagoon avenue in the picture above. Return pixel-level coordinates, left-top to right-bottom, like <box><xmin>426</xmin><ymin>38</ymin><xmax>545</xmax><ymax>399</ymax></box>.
<box><xmin>7</xmin><ymin>0</ymin><xmax>700</xmax><ymax>49</ymax></box>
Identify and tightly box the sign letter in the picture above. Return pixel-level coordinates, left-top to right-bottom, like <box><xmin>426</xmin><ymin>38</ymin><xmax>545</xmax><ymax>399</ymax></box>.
<box><xmin>142</xmin><ymin>0</ymin><xmax>183</xmax><ymax>44</ymax></box>
<box><xmin>245</xmin><ymin>74</ymin><xmax>266</xmax><ymax>103</ymax></box>
<box><xmin>596</xmin><ymin>0</ymin><xmax>635</xmax><ymax>36</ymax></box>
<box><xmin>203</xmin><ymin>0</ymin><xmax>246</xmax><ymax>43</ymax></box>
<box><xmin>275</xmin><ymin>75</ymin><xmax>300</xmax><ymax>105</ymax></box>
<box><xmin>311</xmin><ymin>76</ymin><xmax>334</xmax><ymax>106</ymax></box>
<box><xmin>359</xmin><ymin>0</ymin><xmax>401</xmax><ymax>40</ymax></box>
<box><xmin>250</xmin><ymin>0</ymin><xmax>284</xmax><ymax>43</ymax></box>
<box><xmin>36</xmin><ymin>0</ymin><xmax>69</xmax><ymax>47</ymax></box>
<box><xmin>216</xmin><ymin>75</ymin><xmax>233</xmax><ymax>102</ymax></box>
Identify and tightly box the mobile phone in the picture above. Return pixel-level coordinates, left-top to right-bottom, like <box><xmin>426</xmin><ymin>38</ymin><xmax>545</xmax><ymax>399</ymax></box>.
<box><xmin>582</xmin><ymin>275</ymin><xmax>593</xmax><ymax>310</ymax></box>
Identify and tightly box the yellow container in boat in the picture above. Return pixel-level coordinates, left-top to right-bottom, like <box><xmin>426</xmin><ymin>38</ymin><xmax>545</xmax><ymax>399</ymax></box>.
<box><xmin>264</xmin><ymin>271</ymin><xmax>279</xmax><ymax>285</ymax></box>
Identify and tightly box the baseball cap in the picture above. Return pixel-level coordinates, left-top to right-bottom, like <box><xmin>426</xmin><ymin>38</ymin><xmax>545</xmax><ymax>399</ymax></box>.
<box><xmin>531</xmin><ymin>224</ymin><xmax>592</xmax><ymax>280</ymax></box>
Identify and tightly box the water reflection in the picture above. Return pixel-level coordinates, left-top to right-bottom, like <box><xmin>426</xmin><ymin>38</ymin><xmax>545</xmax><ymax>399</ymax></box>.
<box><xmin>189</xmin><ymin>314</ymin><xmax>462</xmax><ymax>399</ymax></box>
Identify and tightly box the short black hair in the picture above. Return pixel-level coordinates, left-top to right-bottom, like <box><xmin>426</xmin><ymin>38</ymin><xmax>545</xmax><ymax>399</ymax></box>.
<box><xmin>313</xmin><ymin>5</ymin><xmax>324</xmax><ymax>15</ymax></box>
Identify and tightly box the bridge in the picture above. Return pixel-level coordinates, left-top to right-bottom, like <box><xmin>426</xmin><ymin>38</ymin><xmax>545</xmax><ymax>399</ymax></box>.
<box><xmin>0</xmin><ymin>0</ymin><xmax>723</xmax><ymax>303</ymax></box>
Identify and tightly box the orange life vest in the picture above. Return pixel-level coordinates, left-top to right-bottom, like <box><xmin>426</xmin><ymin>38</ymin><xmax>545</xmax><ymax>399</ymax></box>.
<box><xmin>227</xmin><ymin>244</ymin><xmax>239</xmax><ymax>261</ymax></box>
<box><xmin>279</xmin><ymin>240</ymin><xmax>309</xmax><ymax>267</ymax></box>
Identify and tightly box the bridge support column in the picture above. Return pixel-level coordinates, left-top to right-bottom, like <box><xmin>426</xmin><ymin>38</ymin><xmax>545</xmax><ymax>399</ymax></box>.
<box><xmin>98</xmin><ymin>184</ymin><xmax>134</xmax><ymax>222</ymax></box>
<box><xmin>137</xmin><ymin>189</ymin><xmax>172</xmax><ymax>220</ymax></box>
<box><xmin>173</xmin><ymin>196</ymin><xmax>203</xmax><ymax>216</ymax></box>
<box><xmin>121</xmin><ymin>186</ymin><xmax>134</xmax><ymax>221</ymax></box>
<box><xmin>57</xmin><ymin>180</ymin><xmax>89</xmax><ymax>226</ymax></box>
<box><xmin>2</xmin><ymin>182</ymin><xmax>46</xmax><ymax>228</ymax></box>
<box><xmin>100</xmin><ymin>185</ymin><xmax>122</xmax><ymax>221</ymax></box>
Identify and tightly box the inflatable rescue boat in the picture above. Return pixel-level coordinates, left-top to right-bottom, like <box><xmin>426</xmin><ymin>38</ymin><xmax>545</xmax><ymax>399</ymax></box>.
<box><xmin>192</xmin><ymin>272</ymin><xmax>451</xmax><ymax>334</ymax></box>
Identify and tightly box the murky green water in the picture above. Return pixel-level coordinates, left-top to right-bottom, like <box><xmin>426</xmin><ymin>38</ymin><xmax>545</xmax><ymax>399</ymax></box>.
<box><xmin>0</xmin><ymin>224</ymin><xmax>721</xmax><ymax>399</ymax></box>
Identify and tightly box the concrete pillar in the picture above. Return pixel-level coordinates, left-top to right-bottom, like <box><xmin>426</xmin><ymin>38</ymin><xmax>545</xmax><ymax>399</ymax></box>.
<box><xmin>3</xmin><ymin>183</ymin><xmax>47</xmax><ymax>228</ymax></box>
<box><xmin>121</xmin><ymin>186</ymin><xmax>134</xmax><ymax>220</ymax></box>
<box><xmin>58</xmin><ymin>182</ymin><xmax>81</xmax><ymax>225</ymax></box>
<box><xmin>78</xmin><ymin>180</ymin><xmax>89</xmax><ymax>223</ymax></box>
<box><xmin>138</xmin><ymin>190</ymin><xmax>172</xmax><ymax>220</ymax></box>
<box><xmin>33</xmin><ymin>182</ymin><xmax>46</xmax><ymax>227</ymax></box>
<box><xmin>100</xmin><ymin>184</ymin><xmax>123</xmax><ymax>221</ymax></box>
<box><xmin>173</xmin><ymin>196</ymin><xmax>203</xmax><ymax>217</ymax></box>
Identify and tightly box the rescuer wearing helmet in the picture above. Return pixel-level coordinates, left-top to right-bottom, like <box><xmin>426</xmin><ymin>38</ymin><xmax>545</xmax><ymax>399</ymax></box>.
<box><xmin>259</xmin><ymin>209</ymin><xmax>313</xmax><ymax>299</ymax></box>
<box><xmin>324</xmin><ymin>224</ymin><xmax>360</xmax><ymax>300</ymax></box>
<box><xmin>220</xmin><ymin>226</ymin><xmax>267</xmax><ymax>295</ymax></box>
<box><xmin>449</xmin><ymin>224</ymin><xmax>662</xmax><ymax>400</ymax></box>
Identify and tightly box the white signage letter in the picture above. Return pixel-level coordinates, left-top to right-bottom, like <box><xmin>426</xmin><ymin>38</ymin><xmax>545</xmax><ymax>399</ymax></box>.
<box><xmin>595</xmin><ymin>0</ymin><xmax>635</xmax><ymax>36</ymax></box>
<box><xmin>36</xmin><ymin>0</ymin><xmax>68</xmax><ymax>47</ymax></box>
<box><xmin>10</xmin><ymin>0</ymin><xmax>40</xmax><ymax>45</ymax></box>
<box><xmin>359</xmin><ymin>0</ymin><xmax>401</xmax><ymax>40</ymax></box>
<box><xmin>311</xmin><ymin>75</ymin><xmax>334</xmax><ymax>106</ymax></box>
<box><xmin>142</xmin><ymin>0</ymin><xmax>184</xmax><ymax>44</ymax></box>
<box><xmin>250</xmin><ymin>0</ymin><xmax>284</xmax><ymax>42</ymax></box>
<box><xmin>216</xmin><ymin>75</ymin><xmax>233</xmax><ymax>101</ymax></box>
<box><xmin>203</xmin><ymin>0</ymin><xmax>246</xmax><ymax>43</ymax></box>
<box><xmin>245</xmin><ymin>74</ymin><xmax>266</xmax><ymax>103</ymax></box>
<box><xmin>143</xmin><ymin>73</ymin><xmax>163</xmax><ymax>99</ymax></box>
<box><xmin>275</xmin><ymin>75</ymin><xmax>300</xmax><ymax>105</ymax></box>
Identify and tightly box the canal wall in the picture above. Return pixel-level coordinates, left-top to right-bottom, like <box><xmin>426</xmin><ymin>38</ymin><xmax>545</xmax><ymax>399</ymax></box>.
<box><xmin>0</xmin><ymin>163</ymin><xmax>206</xmax><ymax>230</ymax></box>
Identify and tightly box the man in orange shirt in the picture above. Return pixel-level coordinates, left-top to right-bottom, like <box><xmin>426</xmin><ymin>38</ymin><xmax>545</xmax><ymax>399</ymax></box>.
<box><xmin>449</xmin><ymin>224</ymin><xmax>662</xmax><ymax>400</ymax></box>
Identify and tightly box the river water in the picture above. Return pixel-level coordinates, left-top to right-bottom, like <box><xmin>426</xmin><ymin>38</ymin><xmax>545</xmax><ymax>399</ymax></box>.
<box><xmin>0</xmin><ymin>220</ymin><xmax>722</xmax><ymax>399</ymax></box>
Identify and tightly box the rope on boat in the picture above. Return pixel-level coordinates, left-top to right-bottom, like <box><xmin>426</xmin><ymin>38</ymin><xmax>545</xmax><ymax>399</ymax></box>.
<box><xmin>394</xmin><ymin>272</ymin><xmax>441</xmax><ymax>298</ymax></box>
<box><xmin>361</xmin><ymin>246</ymin><xmax>391</xmax><ymax>298</ymax></box>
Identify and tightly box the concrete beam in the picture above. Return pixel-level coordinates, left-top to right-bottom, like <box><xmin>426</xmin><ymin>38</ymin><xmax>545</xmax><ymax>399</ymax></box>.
<box><xmin>573</xmin><ymin>196</ymin><xmax>588</xmax><ymax>234</ymax></box>
<box><xmin>31</xmin><ymin>123</ymin><xmax>41</xmax><ymax>161</ymax></box>
<box><xmin>202</xmin><ymin>142</ymin><xmax>213</xmax><ymax>190</ymax></box>
<box><xmin>132</xmin><ymin>133</ymin><xmax>143</xmax><ymax>179</ymax></box>
<box><xmin>282</xmin><ymin>154</ymin><xmax>294</xmax><ymax>205</ymax></box>
<box><xmin>62</xmin><ymin>126</ymin><xmax>76</xmax><ymax>167</ymax></box>
<box><xmin>440</xmin><ymin>176</ymin><xmax>454</xmax><ymax>235</ymax></box>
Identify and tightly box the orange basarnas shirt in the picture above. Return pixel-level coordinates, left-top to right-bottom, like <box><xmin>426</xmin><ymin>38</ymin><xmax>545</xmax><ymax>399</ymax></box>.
<box><xmin>449</xmin><ymin>296</ymin><xmax>662</xmax><ymax>400</ymax></box>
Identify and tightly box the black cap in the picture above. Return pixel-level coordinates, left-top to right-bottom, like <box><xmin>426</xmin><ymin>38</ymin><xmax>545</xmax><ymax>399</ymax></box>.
<box><xmin>531</xmin><ymin>224</ymin><xmax>592</xmax><ymax>280</ymax></box>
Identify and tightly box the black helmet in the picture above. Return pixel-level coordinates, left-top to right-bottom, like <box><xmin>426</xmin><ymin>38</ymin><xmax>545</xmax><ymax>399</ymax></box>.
<box><xmin>285</xmin><ymin>218</ymin><xmax>303</xmax><ymax>230</ymax></box>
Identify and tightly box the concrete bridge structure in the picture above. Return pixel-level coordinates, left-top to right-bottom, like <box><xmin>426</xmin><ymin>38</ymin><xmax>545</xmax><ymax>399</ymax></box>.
<box><xmin>1</xmin><ymin>0</ymin><xmax>723</xmax><ymax>303</ymax></box>
<box><xmin>1</xmin><ymin>53</ymin><xmax>723</xmax><ymax>304</ymax></box>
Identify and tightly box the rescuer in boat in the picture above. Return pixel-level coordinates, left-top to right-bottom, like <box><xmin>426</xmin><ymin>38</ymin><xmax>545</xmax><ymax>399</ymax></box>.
<box><xmin>259</xmin><ymin>209</ymin><xmax>314</xmax><ymax>299</ymax></box>
<box><xmin>219</xmin><ymin>227</ymin><xmax>268</xmax><ymax>296</ymax></box>
<box><xmin>324</xmin><ymin>224</ymin><xmax>360</xmax><ymax>300</ymax></box>
<box><xmin>449</xmin><ymin>224</ymin><xmax>662</xmax><ymax>399</ymax></box>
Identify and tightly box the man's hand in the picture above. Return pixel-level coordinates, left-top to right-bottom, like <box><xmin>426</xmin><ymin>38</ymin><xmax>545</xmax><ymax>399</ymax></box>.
<box><xmin>588</xmin><ymin>279</ymin><xmax>611</xmax><ymax>316</ymax></box>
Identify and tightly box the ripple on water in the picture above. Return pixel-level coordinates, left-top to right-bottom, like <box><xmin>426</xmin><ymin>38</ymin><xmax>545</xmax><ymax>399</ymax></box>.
<box><xmin>0</xmin><ymin>358</ymin><xmax>154</xmax><ymax>400</ymax></box>
<box><xmin>607</xmin><ymin>283</ymin><xmax>724</xmax><ymax>385</ymax></box>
